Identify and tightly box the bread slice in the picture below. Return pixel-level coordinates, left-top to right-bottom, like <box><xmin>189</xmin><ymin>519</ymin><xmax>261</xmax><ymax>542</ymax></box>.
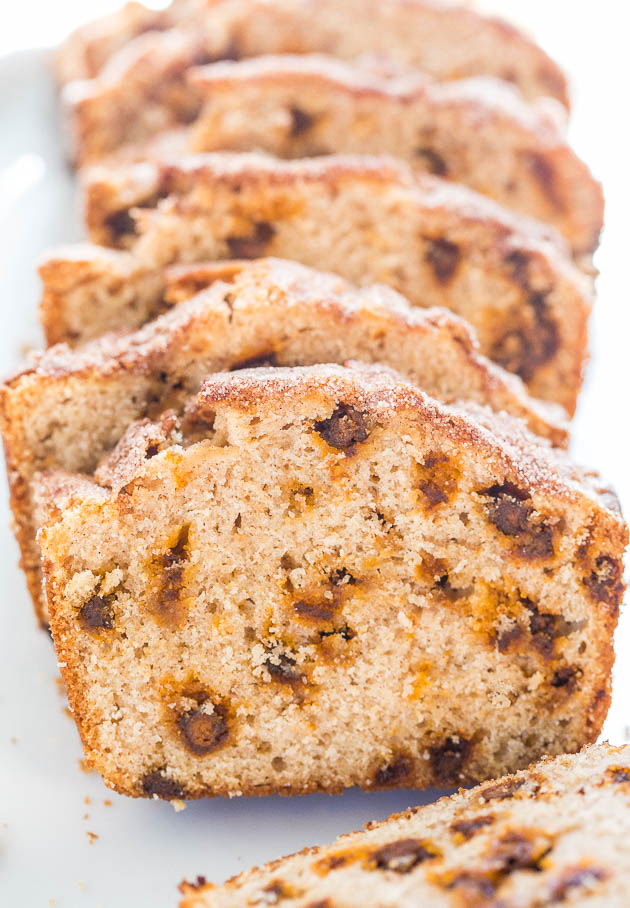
<box><xmin>65</xmin><ymin>154</ymin><xmax>591</xmax><ymax>412</ymax></box>
<box><xmin>53</xmin><ymin>0</ymin><xmax>175</xmax><ymax>86</ymax></box>
<box><xmin>64</xmin><ymin>53</ymin><xmax>600</xmax><ymax>258</ymax></box>
<box><xmin>185</xmin><ymin>55</ymin><xmax>600</xmax><ymax>256</ymax></box>
<box><xmin>36</xmin><ymin>363</ymin><xmax>626</xmax><ymax>799</ymax></box>
<box><xmin>55</xmin><ymin>0</ymin><xmax>569</xmax><ymax>109</ymax></box>
<box><xmin>2</xmin><ymin>258</ymin><xmax>567</xmax><ymax>625</ymax></box>
<box><xmin>38</xmin><ymin>244</ymin><xmax>165</xmax><ymax>347</ymax></box>
<box><xmin>179</xmin><ymin>743</ymin><xmax>630</xmax><ymax>907</ymax></box>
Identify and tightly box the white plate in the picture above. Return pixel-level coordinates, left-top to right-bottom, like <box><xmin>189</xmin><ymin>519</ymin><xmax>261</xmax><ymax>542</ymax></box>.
<box><xmin>0</xmin><ymin>36</ymin><xmax>628</xmax><ymax>908</ymax></box>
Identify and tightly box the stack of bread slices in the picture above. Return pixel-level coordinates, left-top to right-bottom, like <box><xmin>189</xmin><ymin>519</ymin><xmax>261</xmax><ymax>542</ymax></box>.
<box><xmin>2</xmin><ymin>1</ymin><xmax>629</xmax><ymax>904</ymax></box>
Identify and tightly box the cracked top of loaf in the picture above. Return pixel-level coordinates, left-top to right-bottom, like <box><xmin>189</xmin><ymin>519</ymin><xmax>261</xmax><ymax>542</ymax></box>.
<box><xmin>83</xmin><ymin>362</ymin><xmax>621</xmax><ymax>511</ymax></box>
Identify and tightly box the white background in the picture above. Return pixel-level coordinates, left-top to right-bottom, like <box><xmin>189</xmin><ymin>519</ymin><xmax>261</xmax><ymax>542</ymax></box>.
<box><xmin>0</xmin><ymin>2</ymin><xmax>628</xmax><ymax>906</ymax></box>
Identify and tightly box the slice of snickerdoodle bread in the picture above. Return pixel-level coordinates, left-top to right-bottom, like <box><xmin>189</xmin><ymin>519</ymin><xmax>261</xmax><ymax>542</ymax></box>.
<box><xmin>65</xmin><ymin>55</ymin><xmax>597</xmax><ymax>256</ymax></box>
<box><xmin>55</xmin><ymin>0</ymin><xmax>569</xmax><ymax>107</ymax></box>
<box><xmin>180</xmin><ymin>743</ymin><xmax>630</xmax><ymax>907</ymax></box>
<box><xmin>184</xmin><ymin>55</ymin><xmax>600</xmax><ymax>256</ymax></box>
<box><xmin>2</xmin><ymin>258</ymin><xmax>566</xmax><ymax>623</ymax></box>
<box><xmin>36</xmin><ymin>363</ymin><xmax>625</xmax><ymax>799</ymax></box>
<box><xmin>50</xmin><ymin>154</ymin><xmax>592</xmax><ymax>412</ymax></box>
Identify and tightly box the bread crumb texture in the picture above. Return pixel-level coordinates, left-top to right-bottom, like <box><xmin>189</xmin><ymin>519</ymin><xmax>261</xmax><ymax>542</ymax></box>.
<box><xmin>49</xmin><ymin>153</ymin><xmax>593</xmax><ymax>414</ymax></box>
<box><xmin>36</xmin><ymin>364</ymin><xmax>626</xmax><ymax>801</ymax></box>
<box><xmin>54</xmin><ymin>0</ymin><xmax>570</xmax><ymax>125</ymax></box>
<box><xmin>4</xmin><ymin>257</ymin><xmax>567</xmax><ymax>623</ymax></box>
<box><xmin>186</xmin><ymin>54</ymin><xmax>601</xmax><ymax>255</ymax></box>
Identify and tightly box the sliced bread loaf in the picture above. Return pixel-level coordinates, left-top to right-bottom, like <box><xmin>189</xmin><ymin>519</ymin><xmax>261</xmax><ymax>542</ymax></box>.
<box><xmin>55</xmin><ymin>0</ymin><xmax>569</xmax><ymax>107</ymax></box>
<box><xmin>62</xmin><ymin>153</ymin><xmax>592</xmax><ymax>411</ymax></box>
<box><xmin>184</xmin><ymin>54</ymin><xmax>600</xmax><ymax>256</ymax></box>
<box><xmin>36</xmin><ymin>363</ymin><xmax>626</xmax><ymax>798</ymax></box>
<box><xmin>2</xmin><ymin>258</ymin><xmax>566</xmax><ymax>623</ymax></box>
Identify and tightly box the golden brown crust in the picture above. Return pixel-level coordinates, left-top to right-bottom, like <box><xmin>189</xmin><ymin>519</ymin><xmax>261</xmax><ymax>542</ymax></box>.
<box><xmin>184</xmin><ymin>363</ymin><xmax>615</xmax><ymax>509</ymax></box>
<box><xmin>163</xmin><ymin>259</ymin><xmax>251</xmax><ymax>300</ymax></box>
